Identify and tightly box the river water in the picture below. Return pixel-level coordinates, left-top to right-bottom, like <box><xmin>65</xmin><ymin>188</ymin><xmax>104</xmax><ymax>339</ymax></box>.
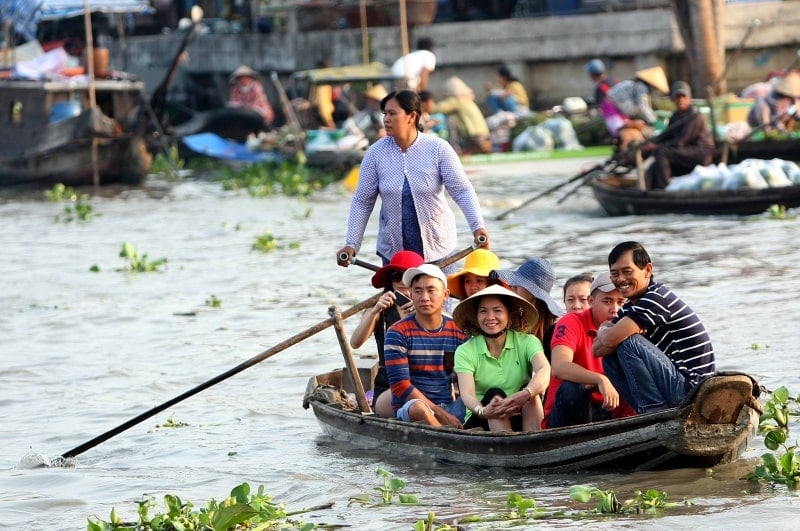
<box><xmin>2</xmin><ymin>157</ymin><xmax>799</xmax><ymax>530</ymax></box>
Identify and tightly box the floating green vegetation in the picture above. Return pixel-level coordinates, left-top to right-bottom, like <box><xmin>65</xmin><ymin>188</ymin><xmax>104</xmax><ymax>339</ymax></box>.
<box><xmin>205</xmin><ymin>295</ymin><xmax>222</xmax><ymax>308</ymax></box>
<box><xmin>218</xmin><ymin>160</ymin><xmax>340</xmax><ymax>198</ymax></box>
<box><xmin>56</xmin><ymin>201</ymin><xmax>99</xmax><ymax>223</ymax></box>
<box><xmin>44</xmin><ymin>183</ymin><xmax>86</xmax><ymax>202</ymax></box>
<box><xmin>251</xmin><ymin>230</ymin><xmax>301</xmax><ymax>253</ymax></box>
<box><xmin>744</xmin><ymin>386</ymin><xmax>800</xmax><ymax>487</ymax></box>
<box><xmin>46</xmin><ymin>183</ymin><xmax>98</xmax><ymax>223</ymax></box>
<box><xmin>348</xmin><ymin>468</ymin><xmax>420</xmax><ymax>506</ymax></box>
<box><xmin>87</xmin><ymin>482</ymin><xmax>332</xmax><ymax>531</ymax></box>
<box><xmin>87</xmin><ymin>469</ymin><xmax>693</xmax><ymax>530</ymax></box>
<box><xmin>149</xmin><ymin>143</ymin><xmax>185</xmax><ymax>177</ymax></box>
<box><xmin>119</xmin><ymin>242</ymin><xmax>167</xmax><ymax>273</ymax></box>
<box><xmin>155</xmin><ymin>416</ymin><xmax>190</xmax><ymax>429</ymax></box>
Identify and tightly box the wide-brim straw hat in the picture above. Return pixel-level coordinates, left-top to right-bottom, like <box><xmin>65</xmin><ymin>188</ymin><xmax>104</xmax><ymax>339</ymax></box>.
<box><xmin>371</xmin><ymin>250</ymin><xmax>424</xmax><ymax>289</ymax></box>
<box><xmin>635</xmin><ymin>66</ymin><xmax>669</xmax><ymax>95</ymax></box>
<box><xmin>453</xmin><ymin>284</ymin><xmax>539</xmax><ymax>335</ymax></box>
<box><xmin>230</xmin><ymin>65</ymin><xmax>259</xmax><ymax>83</ymax></box>
<box><xmin>441</xmin><ymin>75</ymin><xmax>475</xmax><ymax>99</ymax></box>
<box><xmin>447</xmin><ymin>249</ymin><xmax>501</xmax><ymax>299</ymax></box>
<box><xmin>774</xmin><ymin>72</ymin><xmax>800</xmax><ymax>99</ymax></box>
<box><xmin>493</xmin><ymin>258</ymin><xmax>565</xmax><ymax>317</ymax></box>
<box><xmin>363</xmin><ymin>84</ymin><xmax>388</xmax><ymax>101</ymax></box>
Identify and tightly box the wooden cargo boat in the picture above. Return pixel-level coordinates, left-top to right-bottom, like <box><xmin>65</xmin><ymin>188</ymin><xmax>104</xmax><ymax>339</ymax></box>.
<box><xmin>304</xmin><ymin>367</ymin><xmax>760</xmax><ymax>473</ymax></box>
<box><xmin>0</xmin><ymin>77</ymin><xmax>151</xmax><ymax>187</ymax></box>
<box><xmin>589</xmin><ymin>174</ymin><xmax>800</xmax><ymax>216</ymax></box>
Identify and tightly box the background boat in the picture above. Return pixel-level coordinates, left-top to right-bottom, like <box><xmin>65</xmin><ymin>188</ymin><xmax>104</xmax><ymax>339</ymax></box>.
<box><xmin>589</xmin><ymin>173</ymin><xmax>800</xmax><ymax>217</ymax></box>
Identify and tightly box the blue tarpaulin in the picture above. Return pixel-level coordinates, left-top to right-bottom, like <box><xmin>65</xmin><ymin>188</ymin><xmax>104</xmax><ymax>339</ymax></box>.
<box><xmin>1</xmin><ymin>0</ymin><xmax>152</xmax><ymax>41</ymax></box>
<box><xmin>38</xmin><ymin>0</ymin><xmax>152</xmax><ymax>20</ymax></box>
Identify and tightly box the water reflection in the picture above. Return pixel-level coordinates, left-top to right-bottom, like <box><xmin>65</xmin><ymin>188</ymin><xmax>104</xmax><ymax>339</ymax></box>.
<box><xmin>1</xmin><ymin>158</ymin><xmax>798</xmax><ymax>528</ymax></box>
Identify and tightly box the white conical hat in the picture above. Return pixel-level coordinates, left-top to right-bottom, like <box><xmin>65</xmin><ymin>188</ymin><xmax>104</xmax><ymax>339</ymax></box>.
<box><xmin>635</xmin><ymin>66</ymin><xmax>669</xmax><ymax>95</ymax></box>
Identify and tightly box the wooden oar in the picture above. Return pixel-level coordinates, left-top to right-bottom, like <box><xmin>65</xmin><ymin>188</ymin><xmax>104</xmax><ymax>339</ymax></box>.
<box><xmin>555</xmin><ymin>162</ymin><xmax>620</xmax><ymax>204</ymax></box>
<box><xmin>55</xmin><ymin>291</ymin><xmax>382</xmax><ymax>461</ymax></box>
<box><xmin>342</xmin><ymin>238</ymin><xmax>488</xmax><ymax>274</ymax></box>
<box><xmin>495</xmin><ymin>161</ymin><xmax>611</xmax><ymax>220</ymax></box>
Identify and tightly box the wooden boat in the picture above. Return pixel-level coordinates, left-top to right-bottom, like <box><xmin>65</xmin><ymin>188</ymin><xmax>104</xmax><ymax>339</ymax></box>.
<box><xmin>0</xmin><ymin>77</ymin><xmax>151</xmax><ymax>187</ymax></box>
<box><xmin>589</xmin><ymin>173</ymin><xmax>800</xmax><ymax>216</ymax></box>
<box><xmin>304</xmin><ymin>366</ymin><xmax>761</xmax><ymax>472</ymax></box>
<box><xmin>0</xmin><ymin>0</ymin><xmax>155</xmax><ymax>188</ymax></box>
<box><xmin>722</xmin><ymin>137</ymin><xmax>800</xmax><ymax>164</ymax></box>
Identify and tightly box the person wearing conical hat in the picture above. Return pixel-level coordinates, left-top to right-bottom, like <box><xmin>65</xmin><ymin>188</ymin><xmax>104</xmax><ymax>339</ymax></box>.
<box><xmin>345</xmin><ymin>84</ymin><xmax>389</xmax><ymax>143</ymax></box>
<box><xmin>453</xmin><ymin>285</ymin><xmax>550</xmax><ymax>432</ymax></box>
<box><xmin>228</xmin><ymin>65</ymin><xmax>275</xmax><ymax>126</ymax></box>
<box><xmin>747</xmin><ymin>71</ymin><xmax>800</xmax><ymax>134</ymax></box>
<box><xmin>435</xmin><ymin>76</ymin><xmax>492</xmax><ymax>154</ymax></box>
<box><xmin>603</xmin><ymin>65</ymin><xmax>669</xmax><ymax>154</ymax></box>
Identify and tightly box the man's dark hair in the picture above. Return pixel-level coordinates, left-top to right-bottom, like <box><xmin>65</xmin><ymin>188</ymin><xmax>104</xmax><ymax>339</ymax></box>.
<box><xmin>608</xmin><ymin>241</ymin><xmax>651</xmax><ymax>269</ymax></box>
<box><xmin>417</xmin><ymin>37</ymin><xmax>434</xmax><ymax>51</ymax></box>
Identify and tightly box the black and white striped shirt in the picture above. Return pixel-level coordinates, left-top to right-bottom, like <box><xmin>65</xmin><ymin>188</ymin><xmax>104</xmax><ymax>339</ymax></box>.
<box><xmin>616</xmin><ymin>280</ymin><xmax>715</xmax><ymax>383</ymax></box>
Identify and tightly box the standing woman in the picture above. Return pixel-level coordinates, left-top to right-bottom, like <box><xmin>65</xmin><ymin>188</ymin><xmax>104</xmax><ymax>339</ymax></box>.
<box><xmin>349</xmin><ymin>250</ymin><xmax>424</xmax><ymax>417</ymax></box>
<box><xmin>336</xmin><ymin>90</ymin><xmax>490</xmax><ymax>271</ymax></box>
<box><xmin>454</xmin><ymin>285</ymin><xmax>550</xmax><ymax>432</ymax></box>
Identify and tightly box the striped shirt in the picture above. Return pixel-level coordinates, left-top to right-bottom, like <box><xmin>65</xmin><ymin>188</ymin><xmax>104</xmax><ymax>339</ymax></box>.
<box><xmin>384</xmin><ymin>315</ymin><xmax>468</xmax><ymax>410</ymax></box>
<box><xmin>344</xmin><ymin>133</ymin><xmax>485</xmax><ymax>263</ymax></box>
<box><xmin>615</xmin><ymin>279</ymin><xmax>715</xmax><ymax>383</ymax></box>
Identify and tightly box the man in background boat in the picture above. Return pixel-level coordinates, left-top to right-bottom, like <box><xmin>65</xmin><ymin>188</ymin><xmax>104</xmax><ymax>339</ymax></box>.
<box><xmin>592</xmin><ymin>242</ymin><xmax>715</xmax><ymax>414</ymax></box>
<box><xmin>544</xmin><ymin>272</ymin><xmax>633</xmax><ymax>428</ymax></box>
<box><xmin>640</xmin><ymin>81</ymin><xmax>715</xmax><ymax>190</ymax></box>
<box><xmin>747</xmin><ymin>72</ymin><xmax>800</xmax><ymax>135</ymax></box>
<box><xmin>392</xmin><ymin>37</ymin><xmax>436</xmax><ymax>92</ymax></box>
<box><xmin>383</xmin><ymin>264</ymin><xmax>468</xmax><ymax>427</ymax></box>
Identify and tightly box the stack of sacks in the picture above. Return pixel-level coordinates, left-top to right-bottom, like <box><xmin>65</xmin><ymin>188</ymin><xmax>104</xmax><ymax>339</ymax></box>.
<box><xmin>665</xmin><ymin>159</ymin><xmax>800</xmax><ymax>191</ymax></box>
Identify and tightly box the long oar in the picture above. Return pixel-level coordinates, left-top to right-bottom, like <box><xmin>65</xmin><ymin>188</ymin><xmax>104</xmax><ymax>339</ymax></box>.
<box><xmin>555</xmin><ymin>161</ymin><xmax>622</xmax><ymax>205</ymax></box>
<box><xmin>341</xmin><ymin>238</ymin><xmax>488</xmax><ymax>273</ymax></box>
<box><xmin>494</xmin><ymin>161</ymin><xmax>610</xmax><ymax>220</ymax></box>
<box><xmin>55</xmin><ymin>292</ymin><xmax>382</xmax><ymax>462</ymax></box>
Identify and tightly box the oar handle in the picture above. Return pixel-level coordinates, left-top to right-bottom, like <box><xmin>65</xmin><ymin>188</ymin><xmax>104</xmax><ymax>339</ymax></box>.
<box><xmin>339</xmin><ymin>252</ymin><xmax>381</xmax><ymax>272</ymax></box>
<box><xmin>340</xmin><ymin>235</ymin><xmax>486</xmax><ymax>272</ymax></box>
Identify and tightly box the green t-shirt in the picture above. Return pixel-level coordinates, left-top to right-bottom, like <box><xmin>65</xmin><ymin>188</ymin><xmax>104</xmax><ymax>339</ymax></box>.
<box><xmin>454</xmin><ymin>329</ymin><xmax>544</xmax><ymax>421</ymax></box>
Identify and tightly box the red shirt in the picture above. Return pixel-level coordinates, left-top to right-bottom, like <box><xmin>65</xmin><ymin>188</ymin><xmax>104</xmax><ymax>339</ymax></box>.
<box><xmin>543</xmin><ymin>308</ymin><xmax>634</xmax><ymax>427</ymax></box>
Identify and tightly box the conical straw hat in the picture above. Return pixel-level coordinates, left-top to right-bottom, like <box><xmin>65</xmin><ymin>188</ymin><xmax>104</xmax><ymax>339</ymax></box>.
<box><xmin>635</xmin><ymin>66</ymin><xmax>669</xmax><ymax>95</ymax></box>
<box><xmin>774</xmin><ymin>72</ymin><xmax>800</xmax><ymax>99</ymax></box>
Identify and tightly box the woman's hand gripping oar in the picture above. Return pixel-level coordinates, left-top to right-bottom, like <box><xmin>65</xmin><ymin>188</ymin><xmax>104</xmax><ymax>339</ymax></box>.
<box><xmin>340</xmin><ymin>234</ymin><xmax>489</xmax><ymax>273</ymax></box>
<box><xmin>54</xmin><ymin>292</ymin><xmax>383</xmax><ymax>463</ymax></box>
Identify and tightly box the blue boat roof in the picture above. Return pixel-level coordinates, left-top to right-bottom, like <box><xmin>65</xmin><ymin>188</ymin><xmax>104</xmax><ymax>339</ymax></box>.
<box><xmin>2</xmin><ymin>0</ymin><xmax>152</xmax><ymax>41</ymax></box>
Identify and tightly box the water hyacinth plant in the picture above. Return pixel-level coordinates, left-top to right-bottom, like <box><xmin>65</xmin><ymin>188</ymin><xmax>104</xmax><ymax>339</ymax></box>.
<box><xmin>118</xmin><ymin>242</ymin><xmax>167</xmax><ymax>273</ymax></box>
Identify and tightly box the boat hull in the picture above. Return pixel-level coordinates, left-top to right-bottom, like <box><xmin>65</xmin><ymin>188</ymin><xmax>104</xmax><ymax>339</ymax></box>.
<box><xmin>306</xmin><ymin>370</ymin><xmax>759</xmax><ymax>472</ymax></box>
<box><xmin>590</xmin><ymin>175</ymin><xmax>800</xmax><ymax>216</ymax></box>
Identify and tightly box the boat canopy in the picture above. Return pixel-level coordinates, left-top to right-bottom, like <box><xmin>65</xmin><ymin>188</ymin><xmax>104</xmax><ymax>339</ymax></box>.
<box><xmin>291</xmin><ymin>62</ymin><xmax>402</xmax><ymax>84</ymax></box>
<box><xmin>2</xmin><ymin>0</ymin><xmax>152</xmax><ymax>41</ymax></box>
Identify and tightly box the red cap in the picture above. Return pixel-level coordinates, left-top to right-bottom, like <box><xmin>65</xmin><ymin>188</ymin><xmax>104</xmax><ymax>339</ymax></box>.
<box><xmin>371</xmin><ymin>250</ymin><xmax>424</xmax><ymax>289</ymax></box>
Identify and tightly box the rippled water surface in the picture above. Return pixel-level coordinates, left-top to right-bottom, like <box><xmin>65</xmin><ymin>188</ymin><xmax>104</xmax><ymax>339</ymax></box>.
<box><xmin>2</xmin><ymin>157</ymin><xmax>799</xmax><ymax>529</ymax></box>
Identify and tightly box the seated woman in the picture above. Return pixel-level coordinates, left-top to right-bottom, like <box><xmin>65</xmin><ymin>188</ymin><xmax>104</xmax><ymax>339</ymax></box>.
<box><xmin>492</xmin><ymin>257</ymin><xmax>565</xmax><ymax>362</ymax></box>
<box><xmin>454</xmin><ymin>285</ymin><xmax>551</xmax><ymax>432</ymax></box>
<box><xmin>349</xmin><ymin>250</ymin><xmax>424</xmax><ymax>417</ymax></box>
<box><xmin>228</xmin><ymin>65</ymin><xmax>275</xmax><ymax>128</ymax></box>
<box><xmin>446</xmin><ymin>248</ymin><xmax>500</xmax><ymax>300</ymax></box>
<box><xmin>747</xmin><ymin>72</ymin><xmax>800</xmax><ymax>134</ymax></box>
